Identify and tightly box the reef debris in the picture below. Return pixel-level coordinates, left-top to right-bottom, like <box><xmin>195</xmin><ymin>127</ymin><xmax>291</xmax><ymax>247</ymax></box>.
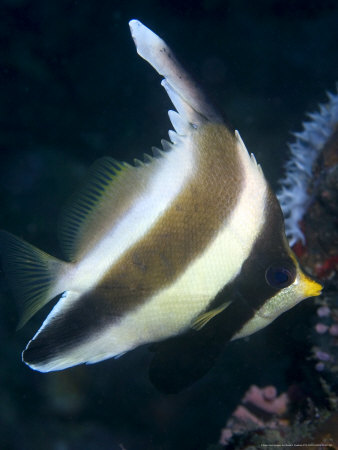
<box><xmin>219</xmin><ymin>385</ymin><xmax>289</xmax><ymax>447</ymax></box>
<box><xmin>217</xmin><ymin>384</ymin><xmax>338</xmax><ymax>449</ymax></box>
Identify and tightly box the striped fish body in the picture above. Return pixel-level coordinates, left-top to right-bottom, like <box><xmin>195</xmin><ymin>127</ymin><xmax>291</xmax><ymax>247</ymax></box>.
<box><xmin>0</xmin><ymin>20</ymin><xmax>321</xmax><ymax>390</ymax></box>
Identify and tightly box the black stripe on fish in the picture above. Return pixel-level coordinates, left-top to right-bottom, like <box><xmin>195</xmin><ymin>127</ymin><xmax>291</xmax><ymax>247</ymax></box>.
<box><xmin>148</xmin><ymin>188</ymin><xmax>296</xmax><ymax>393</ymax></box>
<box><xmin>23</xmin><ymin>125</ymin><xmax>247</xmax><ymax>369</ymax></box>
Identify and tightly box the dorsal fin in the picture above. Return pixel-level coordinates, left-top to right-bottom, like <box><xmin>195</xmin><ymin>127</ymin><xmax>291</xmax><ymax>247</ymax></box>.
<box><xmin>59</xmin><ymin>21</ymin><xmax>225</xmax><ymax>262</ymax></box>
<box><xmin>129</xmin><ymin>20</ymin><xmax>223</xmax><ymax>132</ymax></box>
<box><xmin>58</xmin><ymin>155</ymin><xmax>163</xmax><ymax>261</ymax></box>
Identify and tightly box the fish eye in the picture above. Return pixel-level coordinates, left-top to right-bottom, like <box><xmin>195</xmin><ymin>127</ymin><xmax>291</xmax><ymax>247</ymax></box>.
<box><xmin>265</xmin><ymin>264</ymin><xmax>295</xmax><ymax>289</ymax></box>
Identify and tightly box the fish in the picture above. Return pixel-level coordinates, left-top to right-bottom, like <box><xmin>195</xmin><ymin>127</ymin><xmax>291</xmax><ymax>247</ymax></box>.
<box><xmin>0</xmin><ymin>19</ymin><xmax>322</xmax><ymax>393</ymax></box>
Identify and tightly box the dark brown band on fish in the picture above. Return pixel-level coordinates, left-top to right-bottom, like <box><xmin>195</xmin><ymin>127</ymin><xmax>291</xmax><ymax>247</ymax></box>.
<box><xmin>205</xmin><ymin>186</ymin><xmax>295</xmax><ymax>338</ymax></box>
<box><xmin>100</xmin><ymin>124</ymin><xmax>242</xmax><ymax>300</ymax></box>
<box><xmin>24</xmin><ymin>124</ymin><xmax>245</xmax><ymax>365</ymax></box>
<box><xmin>147</xmin><ymin>188</ymin><xmax>297</xmax><ymax>392</ymax></box>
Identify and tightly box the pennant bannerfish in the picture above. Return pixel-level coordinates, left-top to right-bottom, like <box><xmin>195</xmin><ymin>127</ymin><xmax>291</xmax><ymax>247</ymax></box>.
<box><xmin>0</xmin><ymin>20</ymin><xmax>322</xmax><ymax>392</ymax></box>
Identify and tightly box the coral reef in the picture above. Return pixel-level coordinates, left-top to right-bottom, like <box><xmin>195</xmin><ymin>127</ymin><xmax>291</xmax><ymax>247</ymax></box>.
<box><xmin>277</xmin><ymin>87</ymin><xmax>338</xmax><ymax>248</ymax></box>
<box><xmin>292</xmin><ymin>90</ymin><xmax>338</xmax><ymax>392</ymax></box>
<box><xmin>296</xmin><ymin>118</ymin><xmax>338</xmax><ymax>288</ymax></box>
<box><xmin>278</xmin><ymin>81</ymin><xmax>338</xmax><ymax>398</ymax></box>
<box><xmin>215</xmin><ymin>85</ymin><xmax>338</xmax><ymax>450</ymax></box>
<box><xmin>313</xmin><ymin>300</ymin><xmax>338</xmax><ymax>379</ymax></box>
<box><xmin>217</xmin><ymin>386</ymin><xmax>338</xmax><ymax>450</ymax></box>
<box><xmin>217</xmin><ymin>383</ymin><xmax>338</xmax><ymax>449</ymax></box>
<box><xmin>219</xmin><ymin>385</ymin><xmax>289</xmax><ymax>446</ymax></box>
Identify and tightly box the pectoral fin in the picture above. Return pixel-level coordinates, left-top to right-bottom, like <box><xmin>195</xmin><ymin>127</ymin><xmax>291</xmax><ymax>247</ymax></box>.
<box><xmin>191</xmin><ymin>302</ymin><xmax>230</xmax><ymax>331</ymax></box>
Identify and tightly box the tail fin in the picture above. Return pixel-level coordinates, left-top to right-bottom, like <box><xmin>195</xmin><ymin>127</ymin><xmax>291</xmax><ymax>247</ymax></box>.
<box><xmin>0</xmin><ymin>231</ymin><xmax>67</xmax><ymax>328</ymax></box>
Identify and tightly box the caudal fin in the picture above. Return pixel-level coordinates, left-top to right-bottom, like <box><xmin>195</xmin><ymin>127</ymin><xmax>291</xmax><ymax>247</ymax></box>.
<box><xmin>0</xmin><ymin>231</ymin><xmax>67</xmax><ymax>328</ymax></box>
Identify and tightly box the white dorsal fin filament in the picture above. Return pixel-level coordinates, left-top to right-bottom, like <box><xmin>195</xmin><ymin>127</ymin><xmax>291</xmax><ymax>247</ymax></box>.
<box><xmin>129</xmin><ymin>19</ymin><xmax>223</xmax><ymax>129</ymax></box>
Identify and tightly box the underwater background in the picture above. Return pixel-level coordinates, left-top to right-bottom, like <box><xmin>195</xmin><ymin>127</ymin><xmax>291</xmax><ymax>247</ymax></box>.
<box><xmin>0</xmin><ymin>0</ymin><xmax>338</xmax><ymax>449</ymax></box>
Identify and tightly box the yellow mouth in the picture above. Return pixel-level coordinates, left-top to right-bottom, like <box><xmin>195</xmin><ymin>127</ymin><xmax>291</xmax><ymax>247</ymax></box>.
<box><xmin>299</xmin><ymin>271</ymin><xmax>323</xmax><ymax>298</ymax></box>
<box><xmin>289</xmin><ymin>250</ymin><xmax>323</xmax><ymax>298</ymax></box>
